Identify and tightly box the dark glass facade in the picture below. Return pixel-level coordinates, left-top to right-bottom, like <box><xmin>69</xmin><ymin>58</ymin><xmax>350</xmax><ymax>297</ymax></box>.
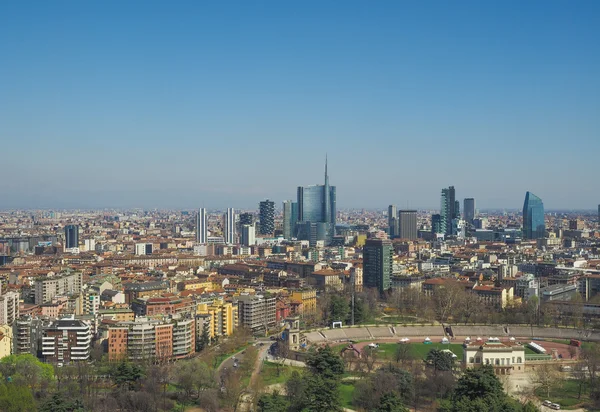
<box><xmin>363</xmin><ymin>238</ymin><xmax>393</xmax><ymax>294</ymax></box>
<box><xmin>523</xmin><ymin>191</ymin><xmax>545</xmax><ymax>240</ymax></box>
<box><xmin>64</xmin><ymin>225</ymin><xmax>79</xmax><ymax>249</ymax></box>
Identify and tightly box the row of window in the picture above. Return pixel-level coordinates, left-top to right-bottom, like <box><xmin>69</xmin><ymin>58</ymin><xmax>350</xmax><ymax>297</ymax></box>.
<box><xmin>469</xmin><ymin>356</ymin><xmax>522</xmax><ymax>365</ymax></box>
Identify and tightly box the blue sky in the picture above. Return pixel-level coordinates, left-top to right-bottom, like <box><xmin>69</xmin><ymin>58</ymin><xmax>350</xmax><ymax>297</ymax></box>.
<box><xmin>1</xmin><ymin>1</ymin><xmax>599</xmax><ymax>210</ymax></box>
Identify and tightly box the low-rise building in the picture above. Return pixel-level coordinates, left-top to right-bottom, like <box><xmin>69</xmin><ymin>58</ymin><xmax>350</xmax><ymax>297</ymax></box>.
<box><xmin>463</xmin><ymin>338</ymin><xmax>525</xmax><ymax>375</ymax></box>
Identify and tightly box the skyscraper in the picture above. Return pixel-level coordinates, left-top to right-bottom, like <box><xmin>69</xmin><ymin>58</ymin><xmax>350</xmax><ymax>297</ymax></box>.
<box><xmin>440</xmin><ymin>186</ymin><xmax>457</xmax><ymax>235</ymax></box>
<box><xmin>64</xmin><ymin>225</ymin><xmax>79</xmax><ymax>249</ymax></box>
<box><xmin>363</xmin><ymin>238</ymin><xmax>393</xmax><ymax>294</ymax></box>
<box><xmin>398</xmin><ymin>210</ymin><xmax>418</xmax><ymax>240</ymax></box>
<box><xmin>388</xmin><ymin>205</ymin><xmax>398</xmax><ymax>238</ymax></box>
<box><xmin>431</xmin><ymin>214</ymin><xmax>442</xmax><ymax>234</ymax></box>
<box><xmin>523</xmin><ymin>192</ymin><xmax>545</xmax><ymax>240</ymax></box>
<box><xmin>241</xmin><ymin>224</ymin><xmax>255</xmax><ymax>247</ymax></box>
<box><xmin>259</xmin><ymin>200</ymin><xmax>275</xmax><ymax>235</ymax></box>
<box><xmin>195</xmin><ymin>208</ymin><xmax>207</xmax><ymax>244</ymax></box>
<box><xmin>464</xmin><ymin>198</ymin><xmax>476</xmax><ymax>224</ymax></box>
<box><xmin>282</xmin><ymin>200</ymin><xmax>298</xmax><ymax>239</ymax></box>
<box><xmin>296</xmin><ymin>158</ymin><xmax>336</xmax><ymax>246</ymax></box>
<box><xmin>223</xmin><ymin>208</ymin><xmax>236</xmax><ymax>244</ymax></box>
<box><xmin>239</xmin><ymin>213</ymin><xmax>253</xmax><ymax>226</ymax></box>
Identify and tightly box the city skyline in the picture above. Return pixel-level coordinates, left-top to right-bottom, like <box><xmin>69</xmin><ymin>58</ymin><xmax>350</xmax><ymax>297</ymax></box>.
<box><xmin>1</xmin><ymin>2</ymin><xmax>599</xmax><ymax>210</ymax></box>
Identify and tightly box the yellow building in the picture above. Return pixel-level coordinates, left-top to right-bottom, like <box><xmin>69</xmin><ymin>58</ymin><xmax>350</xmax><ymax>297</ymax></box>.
<box><xmin>196</xmin><ymin>298</ymin><xmax>237</xmax><ymax>338</ymax></box>
<box><xmin>177</xmin><ymin>279</ymin><xmax>213</xmax><ymax>292</ymax></box>
<box><xmin>291</xmin><ymin>289</ymin><xmax>317</xmax><ymax>314</ymax></box>
<box><xmin>0</xmin><ymin>325</ymin><xmax>12</xmax><ymax>359</ymax></box>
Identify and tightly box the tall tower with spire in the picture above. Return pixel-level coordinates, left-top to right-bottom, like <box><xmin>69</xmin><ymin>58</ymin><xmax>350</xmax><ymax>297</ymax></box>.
<box><xmin>296</xmin><ymin>156</ymin><xmax>336</xmax><ymax>246</ymax></box>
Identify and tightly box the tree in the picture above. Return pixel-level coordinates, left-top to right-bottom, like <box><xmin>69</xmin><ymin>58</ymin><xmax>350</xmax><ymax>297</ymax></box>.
<box><xmin>39</xmin><ymin>392</ymin><xmax>85</xmax><ymax>412</ymax></box>
<box><xmin>454</xmin><ymin>365</ymin><xmax>504</xmax><ymax>400</ymax></box>
<box><xmin>426</xmin><ymin>349</ymin><xmax>455</xmax><ymax>372</ymax></box>
<box><xmin>328</xmin><ymin>295</ymin><xmax>349</xmax><ymax>325</ymax></box>
<box><xmin>302</xmin><ymin>373</ymin><xmax>343</xmax><ymax>412</ymax></box>
<box><xmin>258</xmin><ymin>391</ymin><xmax>289</xmax><ymax>412</ymax></box>
<box><xmin>432</xmin><ymin>283</ymin><xmax>464</xmax><ymax>323</ymax></box>
<box><xmin>113</xmin><ymin>362</ymin><xmax>144</xmax><ymax>391</ymax></box>
<box><xmin>197</xmin><ymin>325</ymin><xmax>210</xmax><ymax>352</ymax></box>
<box><xmin>306</xmin><ymin>345</ymin><xmax>344</xmax><ymax>379</ymax></box>
<box><xmin>529</xmin><ymin>364</ymin><xmax>562</xmax><ymax>399</ymax></box>
<box><xmin>374</xmin><ymin>392</ymin><xmax>409</xmax><ymax>412</ymax></box>
<box><xmin>0</xmin><ymin>382</ymin><xmax>36</xmax><ymax>412</ymax></box>
<box><xmin>395</xmin><ymin>343</ymin><xmax>414</xmax><ymax>365</ymax></box>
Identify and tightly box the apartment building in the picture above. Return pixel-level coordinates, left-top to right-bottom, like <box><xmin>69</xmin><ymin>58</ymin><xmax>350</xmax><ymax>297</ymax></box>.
<box><xmin>290</xmin><ymin>289</ymin><xmax>317</xmax><ymax>314</ymax></box>
<box><xmin>34</xmin><ymin>271</ymin><xmax>83</xmax><ymax>304</ymax></box>
<box><xmin>41</xmin><ymin>317</ymin><xmax>92</xmax><ymax>363</ymax></box>
<box><xmin>0</xmin><ymin>291</ymin><xmax>20</xmax><ymax>325</ymax></box>
<box><xmin>236</xmin><ymin>295</ymin><xmax>276</xmax><ymax>332</ymax></box>
<box><xmin>131</xmin><ymin>295</ymin><xmax>195</xmax><ymax>317</ymax></box>
<box><xmin>108</xmin><ymin>316</ymin><xmax>195</xmax><ymax>361</ymax></box>
<box><xmin>195</xmin><ymin>298</ymin><xmax>237</xmax><ymax>339</ymax></box>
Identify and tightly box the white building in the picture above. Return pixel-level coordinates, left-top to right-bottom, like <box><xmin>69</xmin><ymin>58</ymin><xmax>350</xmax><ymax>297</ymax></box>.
<box><xmin>196</xmin><ymin>208</ymin><xmax>207</xmax><ymax>244</ymax></box>
<box><xmin>463</xmin><ymin>338</ymin><xmax>525</xmax><ymax>375</ymax></box>
<box><xmin>224</xmin><ymin>208</ymin><xmax>236</xmax><ymax>244</ymax></box>
<box><xmin>241</xmin><ymin>224</ymin><xmax>256</xmax><ymax>247</ymax></box>
<box><xmin>0</xmin><ymin>291</ymin><xmax>20</xmax><ymax>326</ymax></box>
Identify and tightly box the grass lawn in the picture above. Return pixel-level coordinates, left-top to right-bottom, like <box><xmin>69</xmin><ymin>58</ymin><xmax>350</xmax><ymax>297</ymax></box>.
<box><xmin>259</xmin><ymin>361</ymin><xmax>303</xmax><ymax>385</ymax></box>
<box><xmin>339</xmin><ymin>381</ymin><xmax>355</xmax><ymax>409</ymax></box>
<box><xmin>534</xmin><ymin>379</ymin><xmax>590</xmax><ymax>409</ymax></box>
<box><xmin>377</xmin><ymin>342</ymin><xmax>464</xmax><ymax>361</ymax></box>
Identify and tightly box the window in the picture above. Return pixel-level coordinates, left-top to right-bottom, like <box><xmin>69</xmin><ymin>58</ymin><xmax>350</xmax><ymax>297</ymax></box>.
<box><xmin>517</xmin><ymin>357</ymin><xmax>522</xmax><ymax>363</ymax></box>
<box><xmin>469</xmin><ymin>357</ymin><xmax>475</xmax><ymax>364</ymax></box>
<box><xmin>475</xmin><ymin>357</ymin><xmax>481</xmax><ymax>364</ymax></box>
<box><xmin>495</xmin><ymin>359</ymin><xmax>499</xmax><ymax>365</ymax></box>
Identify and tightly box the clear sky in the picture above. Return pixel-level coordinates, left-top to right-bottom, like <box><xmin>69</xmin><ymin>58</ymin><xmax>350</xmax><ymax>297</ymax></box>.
<box><xmin>1</xmin><ymin>1</ymin><xmax>599</xmax><ymax>210</ymax></box>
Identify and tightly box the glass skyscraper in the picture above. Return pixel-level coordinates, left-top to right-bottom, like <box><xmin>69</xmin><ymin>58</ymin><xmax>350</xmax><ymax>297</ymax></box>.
<box><xmin>363</xmin><ymin>238</ymin><xmax>393</xmax><ymax>294</ymax></box>
<box><xmin>64</xmin><ymin>225</ymin><xmax>79</xmax><ymax>249</ymax></box>
<box><xmin>282</xmin><ymin>200</ymin><xmax>298</xmax><ymax>239</ymax></box>
<box><xmin>296</xmin><ymin>158</ymin><xmax>336</xmax><ymax>245</ymax></box>
<box><xmin>523</xmin><ymin>192</ymin><xmax>545</xmax><ymax>240</ymax></box>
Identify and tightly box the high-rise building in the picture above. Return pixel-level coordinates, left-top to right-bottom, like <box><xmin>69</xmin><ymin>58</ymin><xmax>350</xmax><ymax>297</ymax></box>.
<box><xmin>297</xmin><ymin>158</ymin><xmax>336</xmax><ymax>246</ymax></box>
<box><xmin>282</xmin><ymin>200</ymin><xmax>298</xmax><ymax>239</ymax></box>
<box><xmin>431</xmin><ymin>214</ymin><xmax>442</xmax><ymax>234</ymax></box>
<box><xmin>239</xmin><ymin>213</ymin><xmax>253</xmax><ymax>226</ymax></box>
<box><xmin>398</xmin><ymin>210</ymin><xmax>418</xmax><ymax>240</ymax></box>
<box><xmin>363</xmin><ymin>239</ymin><xmax>392</xmax><ymax>294</ymax></box>
<box><xmin>388</xmin><ymin>205</ymin><xmax>398</xmax><ymax>238</ymax></box>
<box><xmin>241</xmin><ymin>224</ymin><xmax>256</xmax><ymax>246</ymax></box>
<box><xmin>236</xmin><ymin>295</ymin><xmax>276</xmax><ymax>332</ymax></box>
<box><xmin>440</xmin><ymin>186</ymin><xmax>457</xmax><ymax>235</ymax></box>
<box><xmin>64</xmin><ymin>225</ymin><xmax>79</xmax><ymax>249</ymax></box>
<box><xmin>464</xmin><ymin>198</ymin><xmax>476</xmax><ymax>224</ymax></box>
<box><xmin>35</xmin><ymin>271</ymin><xmax>83</xmax><ymax>304</ymax></box>
<box><xmin>259</xmin><ymin>200</ymin><xmax>275</xmax><ymax>235</ymax></box>
<box><xmin>455</xmin><ymin>200</ymin><xmax>460</xmax><ymax>219</ymax></box>
<box><xmin>523</xmin><ymin>192</ymin><xmax>545</xmax><ymax>240</ymax></box>
<box><xmin>42</xmin><ymin>317</ymin><xmax>91</xmax><ymax>363</ymax></box>
<box><xmin>223</xmin><ymin>208</ymin><xmax>236</xmax><ymax>244</ymax></box>
<box><xmin>195</xmin><ymin>208</ymin><xmax>207</xmax><ymax>244</ymax></box>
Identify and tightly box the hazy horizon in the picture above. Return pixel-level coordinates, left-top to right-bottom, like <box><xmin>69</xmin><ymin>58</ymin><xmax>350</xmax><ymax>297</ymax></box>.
<box><xmin>2</xmin><ymin>1</ymin><xmax>598</xmax><ymax>210</ymax></box>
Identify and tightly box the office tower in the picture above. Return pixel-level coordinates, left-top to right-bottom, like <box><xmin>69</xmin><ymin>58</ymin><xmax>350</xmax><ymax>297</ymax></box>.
<box><xmin>259</xmin><ymin>199</ymin><xmax>275</xmax><ymax>235</ymax></box>
<box><xmin>398</xmin><ymin>210</ymin><xmax>418</xmax><ymax>240</ymax></box>
<box><xmin>455</xmin><ymin>200</ymin><xmax>460</xmax><ymax>219</ymax></box>
<box><xmin>223</xmin><ymin>208</ymin><xmax>236</xmax><ymax>244</ymax></box>
<box><xmin>241</xmin><ymin>224</ymin><xmax>256</xmax><ymax>246</ymax></box>
<box><xmin>283</xmin><ymin>200</ymin><xmax>298</xmax><ymax>239</ymax></box>
<box><xmin>296</xmin><ymin>157</ymin><xmax>336</xmax><ymax>246</ymax></box>
<box><xmin>598</xmin><ymin>204</ymin><xmax>600</xmax><ymax>223</ymax></box>
<box><xmin>388</xmin><ymin>205</ymin><xmax>398</xmax><ymax>238</ymax></box>
<box><xmin>464</xmin><ymin>198</ymin><xmax>476</xmax><ymax>224</ymax></box>
<box><xmin>195</xmin><ymin>208</ymin><xmax>207</xmax><ymax>244</ymax></box>
<box><xmin>523</xmin><ymin>192</ymin><xmax>545</xmax><ymax>240</ymax></box>
<box><xmin>239</xmin><ymin>213</ymin><xmax>253</xmax><ymax>226</ymax></box>
<box><xmin>431</xmin><ymin>214</ymin><xmax>442</xmax><ymax>234</ymax></box>
<box><xmin>64</xmin><ymin>225</ymin><xmax>79</xmax><ymax>249</ymax></box>
<box><xmin>440</xmin><ymin>186</ymin><xmax>456</xmax><ymax>235</ymax></box>
<box><xmin>363</xmin><ymin>238</ymin><xmax>393</xmax><ymax>294</ymax></box>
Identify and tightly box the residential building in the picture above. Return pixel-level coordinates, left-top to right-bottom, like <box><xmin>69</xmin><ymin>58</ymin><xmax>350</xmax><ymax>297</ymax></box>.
<box><xmin>290</xmin><ymin>289</ymin><xmax>317</xmax><ymax>314</ymax></box>
<box><xmin>398</xmin><ymin>210</ymin><xmax>417</xmax><ymax>240</ymax></box>
<box><xmin>34</xmin><ymin>271</ymin><xmax>83</xmax><ymax>304</ymax></box>
<box><xmin>472</xmin><ymin>286</ymin><xmax>514</xmax><ymax>309</ymax></box>
<box><xmin>236</xmin><ymin>295</ymin><xmax>276</xmax><ymax>333</ymax></box>
<box><xmin>431</xmin><ymin>214</ymin><xmax>443</xmax><ymax>234</ymax></box>
<box><xmin>239</xmin><ymin>212</ymin><xmax>253</xmax><ymax>226</ymax></box>
<box><xmin>0</xmin><ymin>325</ymin><xmax>12</xmax><ymax>358</ymax></box>
<box><xmin>0</xmin><ymin>291</ymin><xmax>19</xmax><ymax>325</ymax></box>
<box><xmin>123</xmin><ymin>281</ymin><xmax>170</xmax><ymax>304</ymax></box>
<box><xmin>196</xmin><ymin>208</ymin><xmax>207</xmax><ymax>244</ymax></box>
<box><xmin>580</xmin><ymin>275</ymin><xmax>600</xmax><ymax>301</ymax></box>
<box><xmin>41</xmin><ymin>317</ymin><xmax>92</xmax><ymax>363</ymax></box>
<box><xmin>196</xmin><ymin>298</ymin><xmax>237</xmax><ymax>339</ymax></box>
<box><xmin>131</xmin><ymin>295</ymin><xmax>195</xmax><ymax>317</ymax></box>
<box><xmin>523</xmin><ymin>191</ymin><xmax>545</xmax><ymax>240</ymax></box>
<box><xmin>135</xmin><ymin>243</ymin><xmax>153</xmax><ymax>255</ymax></box>
<box><xmin>363</xmin><ymin>238</ymin><xmax>393</xmax><ymax>294</ymax></box>
<box><xmin>440</xmin><ymin>186</ymin><xmax>457</xmax><ymax>235</ymax></box>
<box><xmin>259</xmin><ymin>199</ymin><xmax>275</xmax><ymax>235</ymax></box>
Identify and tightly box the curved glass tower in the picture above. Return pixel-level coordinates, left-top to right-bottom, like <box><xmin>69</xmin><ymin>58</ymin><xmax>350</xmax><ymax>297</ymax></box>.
<box><xmin>523</xmin><ymin>192</ymin><xmax>545</xmax><ymax>240</ymax></box>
